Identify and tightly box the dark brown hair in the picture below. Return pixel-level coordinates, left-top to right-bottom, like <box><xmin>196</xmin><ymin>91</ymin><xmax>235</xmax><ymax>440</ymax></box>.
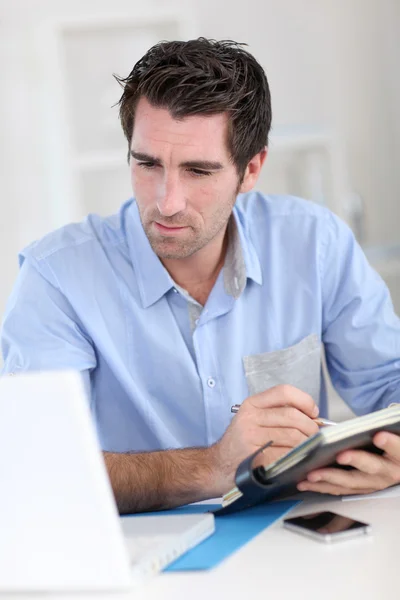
<box><xmin>115</xmin><ymin>38</ymin><xmax>272</xmax><ymax>177</ymax></box>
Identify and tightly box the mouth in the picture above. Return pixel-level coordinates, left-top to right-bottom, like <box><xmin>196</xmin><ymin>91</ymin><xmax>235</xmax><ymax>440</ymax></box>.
<box><xmin>153</xmin><ymin>222</ymin><xmax>189</xmax><ymax>235</ymax></box>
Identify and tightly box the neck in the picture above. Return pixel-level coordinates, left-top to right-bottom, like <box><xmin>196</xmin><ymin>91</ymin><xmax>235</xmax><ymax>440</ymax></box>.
<box><xmin>161</xmin><ymin>228</ymin><xmax>228</xmax><ymax>302</ymax></box>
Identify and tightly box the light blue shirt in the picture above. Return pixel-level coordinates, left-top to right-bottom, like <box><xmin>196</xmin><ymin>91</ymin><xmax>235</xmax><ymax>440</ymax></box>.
<box><xmin>2</xmin><ymin>193</ymin><xmax>400</xmax><ymax>452</ymax></box>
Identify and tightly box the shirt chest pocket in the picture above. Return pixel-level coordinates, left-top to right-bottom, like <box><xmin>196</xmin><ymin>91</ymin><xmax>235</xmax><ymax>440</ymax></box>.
<box><xmin>243</xmin><ymin>334</ymin><xmax>321</xmax><ymax>402</ymax></box>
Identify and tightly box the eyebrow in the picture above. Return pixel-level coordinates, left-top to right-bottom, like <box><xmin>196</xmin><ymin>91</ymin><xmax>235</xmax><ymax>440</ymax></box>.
<box><xmin>130</xmin><ymin>151</ymin><xmax>224</xmax><ymax>171</ymax></box>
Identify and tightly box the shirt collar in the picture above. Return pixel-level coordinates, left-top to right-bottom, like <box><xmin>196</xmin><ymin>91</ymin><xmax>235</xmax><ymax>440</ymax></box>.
<box><xmin>231</xmin><ymin>202</ymin><xmax>263</xmax><ymax>288</ymax></box>
<box><xmin>126</xmin><ymin>199</ymin><xmax>262</xmax><ymax>309</ymax></box>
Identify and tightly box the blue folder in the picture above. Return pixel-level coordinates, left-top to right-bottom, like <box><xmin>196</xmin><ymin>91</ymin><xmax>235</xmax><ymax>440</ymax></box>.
<box><xmin>129</xmin><ymin>500</ymin><xmax>299</xmax><ymax>571</ymax></box>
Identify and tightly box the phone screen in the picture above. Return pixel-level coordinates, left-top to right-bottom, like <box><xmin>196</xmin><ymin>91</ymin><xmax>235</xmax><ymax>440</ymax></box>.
<box><xmin>284</xmin><ymin>511</ymin><xmax>369</xmax><ymax>535</ymax></box>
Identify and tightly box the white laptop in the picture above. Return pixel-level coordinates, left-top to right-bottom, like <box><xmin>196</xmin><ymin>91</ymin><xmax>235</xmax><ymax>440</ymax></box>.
<box><xmin>0</xmin><ymin>370</ymin><xmax>215</xmax><ymax>591</ymax></box>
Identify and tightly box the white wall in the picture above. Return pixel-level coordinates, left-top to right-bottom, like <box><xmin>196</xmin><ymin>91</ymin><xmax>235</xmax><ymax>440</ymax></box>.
<box><xmin>0</xmin><ymin>0</ymin><xmax>399</xmax><ymax>321</ymax></box>
<box><xmin>194</xmin><ymin>0</ymin><xmax>400</xmax><ymax>244</ymax></box>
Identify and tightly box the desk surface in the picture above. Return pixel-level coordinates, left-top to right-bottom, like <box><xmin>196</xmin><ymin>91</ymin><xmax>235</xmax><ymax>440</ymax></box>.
<box><xmin>4</xmin><ymin>494</ymin><xmax>399</xmax><ymax>600</ymax></box>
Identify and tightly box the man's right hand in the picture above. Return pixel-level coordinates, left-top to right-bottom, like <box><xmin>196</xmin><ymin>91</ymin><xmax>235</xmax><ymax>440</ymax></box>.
<box><xmin>103</xmin><ymin>384</ymin><xmax>320</xmax><ymax>513</ymax></box>
<box><xmin>210</xmin><ymin>384</ymin><xmax>320</xmax><ymax>494</ymax></box>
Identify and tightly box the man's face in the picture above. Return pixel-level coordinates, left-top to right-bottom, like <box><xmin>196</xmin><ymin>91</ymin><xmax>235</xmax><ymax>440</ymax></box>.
<box><xmin>130</xmin><ymin>97</ymin><xmax>242</xmax><ymax>260</ymax></box>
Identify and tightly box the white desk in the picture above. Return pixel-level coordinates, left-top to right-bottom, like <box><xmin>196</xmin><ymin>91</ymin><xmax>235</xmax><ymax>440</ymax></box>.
<box><xmin>4</xmin><ymin>494</ymin><xmax>399</xmax><ymax>600</ymax></box>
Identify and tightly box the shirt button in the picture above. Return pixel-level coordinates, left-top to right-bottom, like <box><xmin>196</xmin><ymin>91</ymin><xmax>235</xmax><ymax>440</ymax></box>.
<box><xmin>207</xmin><ymin>377</ymin><xmax>216</xmax><ymax>388</ymax></box>
<box><xmin>173</xmin><ymin>288</ymin><xmax>178</xmax><ymax>293</ymax></box>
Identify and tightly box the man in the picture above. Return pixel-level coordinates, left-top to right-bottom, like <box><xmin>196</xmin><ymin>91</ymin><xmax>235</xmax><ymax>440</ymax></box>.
<box><xmin>2</xmin><ymin>39</ymin><xmax>400</xmax><ymax>513</ymax></box>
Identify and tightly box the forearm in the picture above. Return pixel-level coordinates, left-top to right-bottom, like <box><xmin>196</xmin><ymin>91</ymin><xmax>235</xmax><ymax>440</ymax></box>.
<box><xmin>103</xmin><ymin>446</ymin><xmax>221</xmax><ymax>514</ymax></box>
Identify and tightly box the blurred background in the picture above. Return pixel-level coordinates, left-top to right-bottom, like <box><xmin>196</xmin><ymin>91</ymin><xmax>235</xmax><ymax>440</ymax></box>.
<box><xmin>0</xmin><ymin>0</ymin><xmax>399</xmax><ymax>416</ymax></box>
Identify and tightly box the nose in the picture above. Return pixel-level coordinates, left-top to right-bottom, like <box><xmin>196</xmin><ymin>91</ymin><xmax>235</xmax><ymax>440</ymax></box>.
<box><xmin>157</xmin><ymin>174</ymin><xmax>187</xmax><ymax>217</ymax></box>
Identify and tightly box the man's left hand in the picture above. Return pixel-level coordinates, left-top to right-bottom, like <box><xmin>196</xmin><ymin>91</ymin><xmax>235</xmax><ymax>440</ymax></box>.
<box><xmin>297</xmin><ymin>432</ymin><xmax>400</xmax><ymax>495</ymax></box>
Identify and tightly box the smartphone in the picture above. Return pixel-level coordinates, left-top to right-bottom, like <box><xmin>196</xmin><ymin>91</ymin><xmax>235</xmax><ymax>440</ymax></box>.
<box><xmin>283</xmin><ymin>511</ymin><xmax>371</xmax><ymax>543</ymax></box>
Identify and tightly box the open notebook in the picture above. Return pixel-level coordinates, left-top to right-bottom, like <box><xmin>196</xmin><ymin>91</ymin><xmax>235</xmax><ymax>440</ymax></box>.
<box><xmin>216</xmin><ymin>403</ymin><xmax>400</xmax><ymax>515</ymax></box>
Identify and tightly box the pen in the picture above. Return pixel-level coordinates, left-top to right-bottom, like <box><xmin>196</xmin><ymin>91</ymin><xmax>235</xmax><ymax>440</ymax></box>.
<box><xmin>230</xmin><ymin>404</ymin><xmax>337</xmax><ymax>426</ymax></box>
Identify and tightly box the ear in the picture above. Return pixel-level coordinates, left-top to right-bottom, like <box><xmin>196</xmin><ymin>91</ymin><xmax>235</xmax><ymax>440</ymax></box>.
<box><xmin>238</xmin><ymin>147</ymin><xmax>268</xmax><ymax>193</ymax></box>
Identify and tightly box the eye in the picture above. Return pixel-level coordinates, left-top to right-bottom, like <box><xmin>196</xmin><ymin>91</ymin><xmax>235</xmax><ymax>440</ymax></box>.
<box><xmin>137</xmin><ymin>161</ymin><xmax>157</xmax><ymax>170</ymax></box>
<box><xmin>188</xmin><ymin>168</ymin><xmax>212</xmax><ymax>177</ymax></box>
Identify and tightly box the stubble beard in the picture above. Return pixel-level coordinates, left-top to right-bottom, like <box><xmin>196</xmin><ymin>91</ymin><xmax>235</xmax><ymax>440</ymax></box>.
<box><xmin>139</xmin><ymin>195</ymin><xmax>237</xmax><ymax>260</ymax></box>
<box><xmin>145</xmin><ymin>224</ymin><xmax>201</xmax><ymax>259</ymax></box>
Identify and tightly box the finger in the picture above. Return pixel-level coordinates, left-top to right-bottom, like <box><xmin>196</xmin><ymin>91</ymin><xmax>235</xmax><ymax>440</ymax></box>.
<box><xmin>250</xmin><ymin>384</ymin><xmax>319</xmax><ymax>419</ymax></box>
<box><xmin>297</xmin><ymin>481</ymin><xmax>376</xmax><ymax>496</ymax></box>
<box><xmin>245</xmin><ymin>405</ymin><xmax>319</xmax><ymax>437</ymax></box>
<box><xmin>305</xmin><ymin>465</ymin><xmax>386</xmax><ymax>491</ymax></box>
<box><xmin>336</xmin><ymin>448</ymin><xmax>394</xmax><ymax>477</ymax></box>
<box><xmin>374</xmin><ymin>432</ymin><xmax>400</xmax><ymax>466</ymax></box>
